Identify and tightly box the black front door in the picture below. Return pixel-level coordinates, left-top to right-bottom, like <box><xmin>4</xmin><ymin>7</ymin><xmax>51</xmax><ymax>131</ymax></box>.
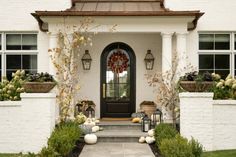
<box><xmin>101</xmin><ymin>42</ymin><xmax>136</xmax><ymax>118</ymax></box>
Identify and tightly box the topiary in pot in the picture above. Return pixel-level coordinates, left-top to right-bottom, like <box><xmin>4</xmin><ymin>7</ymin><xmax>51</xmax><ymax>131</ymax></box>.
<box><xmin>154</xmin><ymin>123</ymin><xmax>178</xmax><ymax>147</ymax></box>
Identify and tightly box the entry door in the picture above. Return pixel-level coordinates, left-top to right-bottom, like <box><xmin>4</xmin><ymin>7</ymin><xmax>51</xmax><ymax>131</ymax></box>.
<box><xmin>101</xmin><ymin>42</ymin><xmax>136</xmax><ymax>118</ymax></box>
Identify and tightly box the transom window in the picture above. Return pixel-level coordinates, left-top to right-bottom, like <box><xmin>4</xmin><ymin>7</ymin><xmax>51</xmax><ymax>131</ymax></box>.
<box><xmin>0</xmin><ymin>33</ymin><xmax>38</xmax><ymax>81</ymax></box>
<box><xmin>199</xmin><ymin>33</ymin><xmax>235</xmax><ymax>78</ymax></box>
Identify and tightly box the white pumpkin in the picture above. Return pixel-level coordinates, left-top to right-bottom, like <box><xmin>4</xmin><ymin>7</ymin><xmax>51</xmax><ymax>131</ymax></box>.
<box><xmin>84</xmin><ymin>121</ymin><xmax>96</xmax><ymax>127</ymax></box>
<box><xmin>139</xmin><ymin>136</ymin><xmax>146</xmax><ymax>143</ymax></box>
<box><xmin>92</xmin><ymin>126</ymin><xmax>100</xmax><ymax>133</ymax></box>
<box><xmin>145</xmin><ymin>136</ymin><xmax>155</xmax><ymax>144</ymax></box>
<box><xmin>95</xmin><ymin>120</ymin><xmax>100</xmax><ymax>124</ymax></box>
<box><xmin>84</xmin><ymin>134</ymin><xmax>97</xmax><ymax>144</ymax></box>
<box><xmin>148</xmin><ymin>129</ymin><xmax>154</xmax><ymax>137</ymax></box>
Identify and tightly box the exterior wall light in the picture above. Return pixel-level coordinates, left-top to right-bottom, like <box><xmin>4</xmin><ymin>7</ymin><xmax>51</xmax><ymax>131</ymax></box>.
<box><xmin>81</xmin><ymin>50</ymin><xmax>92</xmax><ymax>70</ymax></box>
<box><xmin>144</xmin><ymin>50</ymin><xmax>155</xmax><ymax>70</ymax></box>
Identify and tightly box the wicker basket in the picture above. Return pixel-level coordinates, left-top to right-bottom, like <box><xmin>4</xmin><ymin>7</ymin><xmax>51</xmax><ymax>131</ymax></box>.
<box><xmin>140</xmin><ymin>101</ymin><xmax>157</xmax><ymax>118</ymax></box>
<box><xmin>23</xmin><ymin>82</ymin><xmax>56</xmax><ymax>93</ymax></box>
<box><xmin>180</xmin><ymin>81</ymin><xmax>213</xmax><ymax>92</ymax></box>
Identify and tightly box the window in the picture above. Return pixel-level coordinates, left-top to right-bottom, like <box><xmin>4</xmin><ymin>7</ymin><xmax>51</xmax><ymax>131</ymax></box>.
<box><xmin>199</xmin><ymin>54</ymin><xmax>230</xmax><ymax>78</ymax></box>
<box><xmin>199</xmin><ymin>34</ymin><xmax>230</xmax><ymax>50</ymax></box>
<box><xmin>6</xmin><ymin>55</ymin><xmax>37</xmax><ymax>80</ymax></box>
<box><xmin>0</xmin><ymin>33</ymin><xmax>38</xmax><ymax>80</ymax></box>
<box><xmin>6</xmin><ymin>34</ymin><xmax>37</xmax><ymax>50</ymax></box>
<box><xmin>199</xmin><ymin>33</ymin><xmax>235</xmax><ymax>78</ymax></box>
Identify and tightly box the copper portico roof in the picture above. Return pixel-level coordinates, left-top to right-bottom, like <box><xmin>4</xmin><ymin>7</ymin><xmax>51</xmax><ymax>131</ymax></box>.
<box><xmin>32</xmin><ymin>0</ymin><xmax>204</xmax><ymax>32</ymax></box>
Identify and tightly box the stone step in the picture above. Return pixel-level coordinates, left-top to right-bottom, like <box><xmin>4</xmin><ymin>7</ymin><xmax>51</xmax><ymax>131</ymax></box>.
<box><xmin>95</xmin><ymin>129</ymin><xmax>147</xmax><ymax>142</ymax></box>
<box><xmin>98</xmin><ymin>120</ymin><xmax>141</xmax><ymax>130</ymax></box>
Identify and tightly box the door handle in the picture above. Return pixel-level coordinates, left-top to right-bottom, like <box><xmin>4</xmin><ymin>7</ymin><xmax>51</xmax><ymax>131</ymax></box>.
<box><xmin>103</xmin><ymin>83</ymin><xmax>106</xmax><ymax>98</ymax></box>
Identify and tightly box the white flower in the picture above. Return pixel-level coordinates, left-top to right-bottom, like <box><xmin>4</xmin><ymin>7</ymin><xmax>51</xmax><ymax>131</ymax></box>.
<box><xmin>232</xmin><ymin>84</ymin><xmax>236</xmax><ymax>90</ymax></box>
<box><xmin>225</xmin><ymin>79</ymin><xmax>233</xmax><ymax>87</ymax></box>
<box><xmin>226</xmin><ymin>74</ymin><xmax>232</xmax><ymax>80</ymax></box>
<box><xmin>216</xmin><ymin>82</ymin><xmax>223</xmax><ymax>88</ymax></box>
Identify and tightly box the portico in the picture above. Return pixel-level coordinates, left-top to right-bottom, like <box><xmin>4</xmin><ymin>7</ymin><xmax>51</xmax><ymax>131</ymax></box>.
<box><xmin>32</xmin><ymin>0</ymin><xmax>203</xmax><ymax>118</ymax></box>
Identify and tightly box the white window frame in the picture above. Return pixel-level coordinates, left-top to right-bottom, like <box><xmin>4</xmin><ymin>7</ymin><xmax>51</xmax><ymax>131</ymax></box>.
<box><xmin>233</xmin><ymin>33</ymin><xmax>236</xmax><ymax>76</ymax></box>
<box><xmin>0</xmin><ymin>33</ymin><xmax>3</xmax><ymax>78</ymax></box>
<box><xmin>0</xmin><ymin>32</ymin><xmax>38</xmax><ymax>80</ymax></box>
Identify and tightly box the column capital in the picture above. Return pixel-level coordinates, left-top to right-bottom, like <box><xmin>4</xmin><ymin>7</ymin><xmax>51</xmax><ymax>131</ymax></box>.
<box><xmin>161</xmin><ymin>32</ymin><xmax>174</xmax><ymax>37</ymax></box>
<box><xmin>48</xmin><ymin>32</ymin><xmax>58</xmax><ymax>38</ymax></box>
<box><xmin>175</xmin><ymin>32</ymin><xmax>188</xmax><ymax>36</ymax></box>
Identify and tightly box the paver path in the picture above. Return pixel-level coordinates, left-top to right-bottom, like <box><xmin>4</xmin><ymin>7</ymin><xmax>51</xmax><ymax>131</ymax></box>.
<box><xmin>79</xmin><ymin>142</ymin><xmax>155</xmax><ymax>157</ymax></box>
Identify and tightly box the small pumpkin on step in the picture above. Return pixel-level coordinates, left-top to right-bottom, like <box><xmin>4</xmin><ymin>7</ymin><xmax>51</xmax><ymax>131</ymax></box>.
<box><xmin>132</xmin><ymin>117</ymin><xmax>141</xmax><ymax>123</ymax></box>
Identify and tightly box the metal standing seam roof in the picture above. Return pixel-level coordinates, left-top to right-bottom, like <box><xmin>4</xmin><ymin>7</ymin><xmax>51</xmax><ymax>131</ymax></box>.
<box><xmin>68</xmin><ymin>0</ymin><xmax>166</xmax><ymax>12</ymax></box>
<box><xmin>31</xmin><ymin>0</ymin><xmax>204</xmax><ymax>32</ymax></box>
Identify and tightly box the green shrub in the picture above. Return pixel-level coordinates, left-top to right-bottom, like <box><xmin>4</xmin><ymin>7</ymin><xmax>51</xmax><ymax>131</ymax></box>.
<box><xmin>154</xmin><ymin>123</ymin><xmax>178</xmax><ymax>147</ymax></box>
<box><xmin>160</xmin><ymin>135</ymin><xmax>194</xmax><ymax>157</ymax></box>
<box><xmin>47</xmin><ymin>121</ymin><xmax>81</xmax><ymax>156</ymax></box>
<box><xmin>39</xmin><ymin>146</ymin><xmax>59</xmax><ymax>157</ymax></box>
<box><xmin>189</xmin><ymin>137</ymin><xmax>203</xmax><ymax>157</ymax></box>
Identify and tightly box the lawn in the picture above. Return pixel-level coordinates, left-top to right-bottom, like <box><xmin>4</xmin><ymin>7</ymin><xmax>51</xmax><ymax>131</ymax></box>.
<box><xmin>1</xmin><ymin>149</ymin><xmax>236</xmax><ymax>157</ymax></box>
<box><xmin>202</xmin><ymin>149</ymin><xmax>236</xmax><ymax>157</ymax></box>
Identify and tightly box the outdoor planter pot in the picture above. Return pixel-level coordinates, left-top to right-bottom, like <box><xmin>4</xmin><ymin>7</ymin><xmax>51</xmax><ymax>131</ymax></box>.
<box><xmin>23</xmin><ymin>82</ymin><xmax>56</xmax><ymax>93</ymax></box>
<box><xmin>180</xmin><ymin>81</ymin><xmax>213</xmax><ymax>92</ymax></box>
<box><xmin>140</xmin><ymin>101</ymin><xmax>157</xmax><ymax>118</ymax></box>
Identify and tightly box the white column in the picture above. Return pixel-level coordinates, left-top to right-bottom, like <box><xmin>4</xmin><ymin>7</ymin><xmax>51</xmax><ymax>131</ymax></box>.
<box><xmin>48</xmin><ymin>33</ymin><xmax>58</xmax><ymax>76</ymax></box>
<box><xmin>176</xmin><ymin>32</ymin><xmax>188</xmax><ymax>74</ymax></box>
<box><xmin>161</xmin><ymin>32</ymin><xmax>173</xmax><ymax>73</ymax></box>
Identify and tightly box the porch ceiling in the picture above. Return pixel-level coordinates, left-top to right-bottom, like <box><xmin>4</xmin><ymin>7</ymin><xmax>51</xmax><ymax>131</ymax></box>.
<box><xmin>31</xmin><ymin>0</ymin><xmax>204</xmax><ymax>32</ymax></box>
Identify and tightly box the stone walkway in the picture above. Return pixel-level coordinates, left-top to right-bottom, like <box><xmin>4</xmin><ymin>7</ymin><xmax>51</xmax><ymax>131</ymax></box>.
<box><xmin>79</xmin><ymin>142</ymin><xmax>155</xmax><ymax>157</ymax></box>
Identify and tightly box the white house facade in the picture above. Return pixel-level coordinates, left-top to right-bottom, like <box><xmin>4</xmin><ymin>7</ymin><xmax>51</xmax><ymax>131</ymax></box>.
<box><xmin>0</xmin><ymin>0</ymin><xmax>236</xmax><ymax>119</ymax></box>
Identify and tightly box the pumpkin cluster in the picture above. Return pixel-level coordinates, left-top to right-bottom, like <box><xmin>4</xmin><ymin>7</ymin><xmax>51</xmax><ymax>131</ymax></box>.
<box><xmin>107</xmin><ymin>51</ymin><xmax>129</xmax><ymax>74</ymax></box>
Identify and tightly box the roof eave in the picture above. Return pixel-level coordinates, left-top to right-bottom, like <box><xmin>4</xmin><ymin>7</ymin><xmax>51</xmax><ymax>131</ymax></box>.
<box><xmin>31</xmin><ymin>11</ymin><xmax>204</xmax><ymax>32</ymax></box>
<box><xmin>31</xmin><ymin>13</ymin><xmax>48</xmax><ymax>32</ymax></box>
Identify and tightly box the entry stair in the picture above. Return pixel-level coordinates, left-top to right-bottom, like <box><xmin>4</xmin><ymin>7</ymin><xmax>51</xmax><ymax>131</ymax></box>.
<box><xmin>95</xmin><ymin>120</ymin><xmax>147</xmax><ymax>142</ymax></box>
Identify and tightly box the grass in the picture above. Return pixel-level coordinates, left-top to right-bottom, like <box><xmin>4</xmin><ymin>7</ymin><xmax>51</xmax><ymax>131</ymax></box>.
<box><xmin>1</xmin><ymin>149</ymin><xmax>236</xmax><ymax>157</ymax></box>
<box><xmin>202</xmin><ymin>149</ymin><xmax>236</xmax><ymax>157</ymax></box>
<box><xmin>0</xmin><ymin>154</ymin><xmax>19</xmax><ymax>157</ymax></box>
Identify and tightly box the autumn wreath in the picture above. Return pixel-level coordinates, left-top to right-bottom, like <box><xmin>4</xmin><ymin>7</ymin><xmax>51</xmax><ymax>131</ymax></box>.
<box><xmin>108</xmin><ymin>50</ymin><xmax>129</xmax><ymax>73</ymax></box>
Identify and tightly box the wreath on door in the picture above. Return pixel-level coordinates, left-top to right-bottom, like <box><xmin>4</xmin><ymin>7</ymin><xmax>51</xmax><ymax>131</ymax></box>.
<box><xmin>107</xmin><ymin>50</ymin><xmax>129</xmax><ymax>73</ymax></box>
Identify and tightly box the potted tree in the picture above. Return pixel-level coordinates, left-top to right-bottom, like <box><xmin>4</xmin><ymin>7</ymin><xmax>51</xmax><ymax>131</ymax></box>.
<box><xmin>179</xmin><ymin>71</ymin><xmax>213</xmax><ymax>92</ymax></box>
<box><xmin>23</xmin><ymin>72</ymin><xmax>56</xmax><ymax>93</ymax></box>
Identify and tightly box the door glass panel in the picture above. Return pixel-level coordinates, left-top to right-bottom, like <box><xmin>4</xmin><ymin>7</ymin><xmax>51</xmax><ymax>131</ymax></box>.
<box><xmin>106</xmin><ymin>49</ymin><xmax>130</xmax><ymax>101</ymax></box>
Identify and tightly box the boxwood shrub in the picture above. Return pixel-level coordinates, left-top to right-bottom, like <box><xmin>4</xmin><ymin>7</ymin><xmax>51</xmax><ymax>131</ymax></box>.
<box><xmin>45</xmin><ymin>121</ymin><xmax>82</xmax><ymax>156</ymax></box>
<box><xmin>154</xmin><ymin>123</ymin><xmax>178</xmax><ymax>147</ymax></box>
<box><xmin>160</xmin><ymin>135</ymin><xmax>194</xmax><ymax>157</ymax></box>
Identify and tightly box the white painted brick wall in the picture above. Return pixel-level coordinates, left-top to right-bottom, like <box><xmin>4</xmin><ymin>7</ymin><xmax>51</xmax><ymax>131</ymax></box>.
<box><xmin>213</xmin><ymin>100</ymin><xmax>236</xmax><ymax>150</ymax></box>
<box><xmin>0</xmin><ymin>93</ymin><xmax>56</xmax><ymax>154</ymax></box>
<box><xmin>180</xmin><ymin>93</ymin><xmax>236</xmax><ymax>151</ymax></box>
<box><xmin>180</xmin><ymin>93</ymin><xmax>214</xmax><ymax>151</ymax></box>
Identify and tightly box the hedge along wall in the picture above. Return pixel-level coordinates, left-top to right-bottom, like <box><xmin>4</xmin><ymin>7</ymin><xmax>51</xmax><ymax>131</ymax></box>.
<box><xmin>180</xmin><ymin>93</ymin><xmax>236</xmax><ymax>151</ymax></box>
<box><xmin>0</xmin><ymin>93</ymin><xmax>56</xmax><ymax>153</ymax></box>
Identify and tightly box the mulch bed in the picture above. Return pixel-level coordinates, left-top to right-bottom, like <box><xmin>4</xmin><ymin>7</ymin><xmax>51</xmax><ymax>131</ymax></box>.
<box><xmin>67</xmin><ymin>139</ymin><xmax>85</xmax><ymax>157</ymax></box>
<box><xmin>149</xmin><ymin>143</ymin><xmax>162</xmax><ymax>157</ymax></box>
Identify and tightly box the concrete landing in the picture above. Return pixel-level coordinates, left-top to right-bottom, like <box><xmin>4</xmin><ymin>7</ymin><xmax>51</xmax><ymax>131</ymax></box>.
<box><xmin>79</xmin><ymin>142</ymin><xmax>155</xmax><ymax>157</ymax></box>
